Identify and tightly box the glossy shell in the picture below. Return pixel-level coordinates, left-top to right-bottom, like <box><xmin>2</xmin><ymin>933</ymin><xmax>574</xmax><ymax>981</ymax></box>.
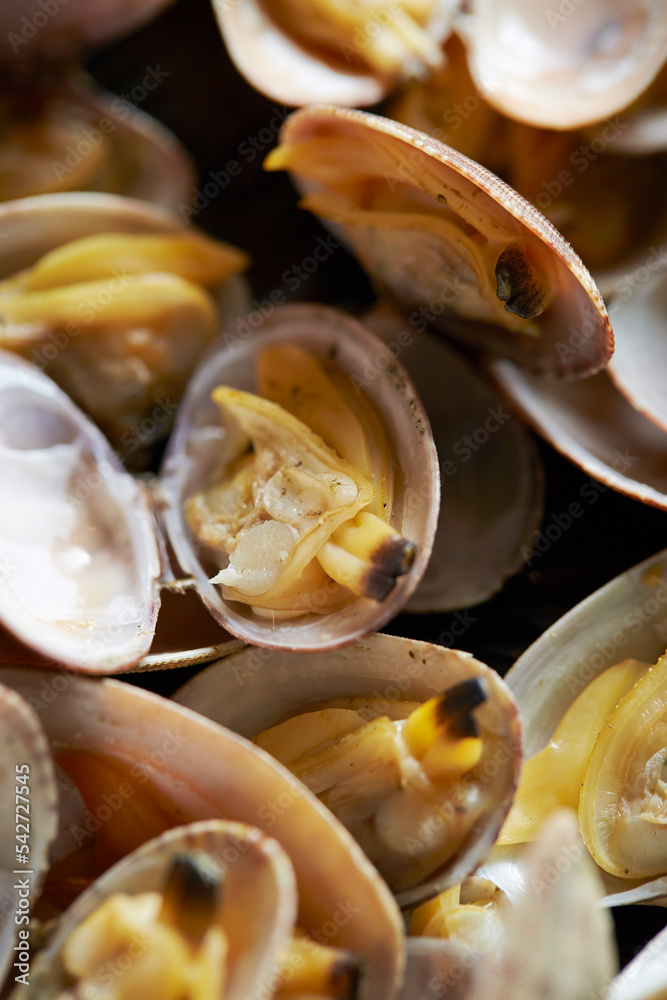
<box><xmin>19</xmin><ymin>820</ymin><xmax>298</xmax><ymax>1000</ymax></box>
<box><xmin>173</xmin><ymin>631</ymin><xmax>522</xmax><ymax>908</ymax></box>
<box><xmin>480</xmin><ymin>548</ymin><xmax>667</xmax><ymax>905</ymax></box>
<box><xmin>0</xmin><ymin>667</ymin><xmax>406</xmax><ymax>1000</ymax></box>
<box><xmin>456</xmin><ymin>0</ymin><xmax>667</xmax><ymax>130</ymax></box>
<box><xmin>272</xmin><ymin>105</ymin><xmax>613</xmax><ymax>377</ymax></box>
<box><xmin>161</xmin><ymin>302</ymin><xmax>440</xmax><ymax>651</ymax></box>
<box><xmin>0</xmin><ymin>348</ymin><xmax>161</xmax><ymax>672</ymax></box>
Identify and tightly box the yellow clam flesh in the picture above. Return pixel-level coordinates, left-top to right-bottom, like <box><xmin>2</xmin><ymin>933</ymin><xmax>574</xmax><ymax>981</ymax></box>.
<box><xmin>482</xmin><ymin>548</ymin><xmax>667</xmax><ymax>904</ymax></box>
<box><xmin>161</xmin><ymin>303</ymin><xmax>439</xmax><ymax>651</ymax></box>
<box><xmin>173</xmin><ymin>632</ymin><xmax>522</xmax><ymax>907</ymax></box>
<box><xmin>0</xmin><ymin>195</ymin><xmax>249</xmax><ymax>456</ymax></box>
<box><xmin>184</xmin><ymin>343</ymin><xmax>417</xmax><ymax>617</ymax></box>
<box><xmin>266</xmin><ymin>105</ymin><xmax>612</xmax><ymax>377</ymax></box>
<box><xmin>0</xmin><ymin>667</ymin><xmax>405</xmax><ymax>1000</ymax></box>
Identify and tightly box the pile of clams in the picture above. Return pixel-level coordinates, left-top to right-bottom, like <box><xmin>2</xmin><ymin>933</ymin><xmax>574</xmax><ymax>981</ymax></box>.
<box><xmin>0</xmin><ymin>0</ymin><xmax>665</xmax><ymax>997</ymax></box>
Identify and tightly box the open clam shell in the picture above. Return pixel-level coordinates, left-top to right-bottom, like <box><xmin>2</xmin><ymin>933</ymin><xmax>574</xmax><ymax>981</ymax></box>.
<box><xmin>479</xmin><ymin>547</ymin><xmax>667</xmax><ymax>905</ymax></box>
<box><xmin>211</xmin><ymin>0</ymin><xmax>456</xmax><ymax>109</ymax></box>
<box><xmin>160</xmin><ymin>302</ymin><xmax>440</xmax><ymax>651</ymax></box>
<box><xmin>0</xmin><ymin>682</ymin><xmax>58</xmax><ymax>988</ymax></box>
<box><xmin>455</xmin><ymin>0</ymin><xmax>667</xmax><ymax>131</ymax></box>
<box><xmin>0</xmin><ymin>667</ymin><xmax>405</xmax><ymax>1000</ymax></box>
<box><xmin>363</xmin><ymin>303</ymin><xmax>543</xmax><ymax>611</ymax></box>
<box><xmin>18</xmin><ymin>820</ymin><xmax>298</xmax><ymax>1000</ymax></box>
<box><xmin>268</xmin><ymin>106</ymin><xmax>613</xmax><ymax>377</ymax></box>
<box><xmin>488</xmin><ymin>358</ymin><xmax>667</xmax><ymax>510</ymax></box>
<box><xmin>607</xmin><ymin>270</ymin><xmax>667</xmax><ymax>434</ymax></box>
<box><xmin>0</xmin><ymin>348</ymin><xmax>161</xmax><ymax>672</ymax></box>
<box><xmin>173</xmin><ymin>632</ymin><xmax>522</xmax><ymax>909</ymax></box>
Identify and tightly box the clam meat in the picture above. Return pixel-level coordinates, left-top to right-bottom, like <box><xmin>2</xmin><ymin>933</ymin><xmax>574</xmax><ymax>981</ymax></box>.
<box><xmin>265</xmin><ymin>105</ymin><xmax>612</xmax><ymax>377</ymax></box>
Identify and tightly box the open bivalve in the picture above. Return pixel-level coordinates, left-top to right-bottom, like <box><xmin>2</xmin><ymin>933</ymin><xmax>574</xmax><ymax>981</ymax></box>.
<box><xmin>265</xmin><ymin>105</ymin><xmax>613</xmax><ymax>378</ymax></box>
<box><xmin>478</xmin><ymin>547</ymin><xmax>667</xmax><ymax>907</ymax></box>
<box><xmin>0</xmin><ymin>293</ymin><xmax>439</xmax><ymax>670</ymax></box>
<box><xmin>173</xmin><ymin>632</ymin><xmax>521</xmax><ymax>909</ymax></box>
<box><xmin>0</xmin><ymin>667</ymin><xmax>405</xmax><ymax>999</ymax></box>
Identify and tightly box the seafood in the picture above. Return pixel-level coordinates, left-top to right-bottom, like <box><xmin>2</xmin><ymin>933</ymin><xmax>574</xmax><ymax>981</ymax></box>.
<box><xmin>266</xmin><ymin>106</ymin><xmax>613</xmax><ymax>377</ymax></box>
<box><xmin>173</xmin><ymin>632</ymin><xmax>521</xmax><ymax>907</ymax></box>
<box><xmin>211</xmin><ymin>0</ymin><xmax>457</xmax><ymax>108</ymax></box>
<box><xmin>0</xmin><ymin>192</ymin><xmax>249</xmax><ymax>456</ymax></box>
<box><xmin>161</xmin><ymin>303</ymin><xmax>439</xmax><ymax>651</ymax></box>
<box><xmin>0</xmin><ymin>666</ymin><xmax>406</xmax><ymax>999</ymax></box>
<box><xmin>16</xmin><ymin>820</ymin><xmax>299</xmax><ymax>1000</ymax></box>
<box><xmin>0</xmin><ymin>683</ymin><xmax>58</xmax><ymax>987</ymax></box>
<box><xmin>408</xmin><ymin>876</ymin><xmax>506</xmax><ymax>957</ymax></box>
<box><xmin>456</xmin><ymin>0</ymin><xmax>667</xmax><ymax>130</ymax></box>
<box><xmin>480</xmin><ymin>548</ymin><xmax>667</xmax><ymax>905</ymax></box>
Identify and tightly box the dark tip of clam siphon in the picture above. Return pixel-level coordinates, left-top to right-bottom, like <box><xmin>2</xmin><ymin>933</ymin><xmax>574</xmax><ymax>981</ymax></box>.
<box><xmin>436</xmin><ymin>677</ymin><xmax>490</xmax><ymax>739</ymax></box>
<box><xmin>372</xmin><ymin>537</ymin><xmax>417</xmax><ymax>577</ymax></box>
<box><xmin>495</xmin><ymin>242</ymin><xmax>546</xmax><ymax>320</ymax></box>
<box><xmin>160</xmin><ymin>851</ymin><xmax>223</xmax><ymax>943</ymax></box>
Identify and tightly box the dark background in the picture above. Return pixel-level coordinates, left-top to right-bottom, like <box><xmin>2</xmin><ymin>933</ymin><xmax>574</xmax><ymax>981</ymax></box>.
<box><xmin>82</xmin><ymin>0</ymin><xmax>667</xmax><ymax>969</ymax></box>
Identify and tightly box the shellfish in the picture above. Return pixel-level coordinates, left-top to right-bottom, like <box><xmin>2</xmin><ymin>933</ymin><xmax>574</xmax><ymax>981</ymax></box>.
<box><xmin>173</xmin><ymin>632</ymin><xmax>521</xmax><ymax>908</ymax></box>
<box><xmin>0</xmin><ymin>666</ymin><xmax>406</xmax><ymax>999</ymax></box>
<box><xmin>479</xmin><ymin>547</ymin><xmax>667</xmax><ymax>905</ymax></box>
<box><xmin>265</xmin><ymin>105</ymin><xmax>613</xmax><ymax>377</ymax></box>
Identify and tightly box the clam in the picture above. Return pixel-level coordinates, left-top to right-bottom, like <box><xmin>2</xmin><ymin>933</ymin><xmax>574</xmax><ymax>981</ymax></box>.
<box><xmin>363</xmin><ymin>302</ymin><xmax>543</xmax><ymax>611</ymax></box>
<box><xmin>455</xmin><ymin>0</ymin><xmax>667</xmax><ymax>131</ymax></box>
<box><xmin>16</xmin><ymin>820</ymin><xmax>298</xmax><ymax>1000</ymax></box>
<box><xmin>211</xmin><ymin>0</ymin><xmax>456</xmax><ymax>108</ymax></box>
<box><xmin>479</xmin><ymin>547</ymin><xmax>667</xmax><ymax>905</ymax></box>
<box><xmin>0</xmin><ymin>666</ymin><xmax>405</xmax><ymax>999</ymax></box>
<box><xmin>160</xmin><ymin>302</ymin><xmax>439</xmax><ymax>651</ymax></box>
<box><xmin>265</xmin><ymin>105</ymin><xmax>613</xmax><ymax>377</ymax></box>
<box><xmin>0</xmin><ymin>682</ymin><xmax>58</xmax><ymax>988</ymax></box>
<box><xmin>173</xmin><ymin>631</ymin><xmax>522</xmax><ymax>908</ymax></box>
<box><xmin>0</xmin><ymin>192</ymin><xmax>249</xmax><ymax>456</ymax></box>
<box><xmin>0</xmin><ymin>72</ymin><xmax>195</xmax><ymax>211</ymax></box>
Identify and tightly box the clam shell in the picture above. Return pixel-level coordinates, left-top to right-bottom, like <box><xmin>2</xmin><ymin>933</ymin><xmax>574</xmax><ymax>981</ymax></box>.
<box><xmin>19</xmin><ymin>820</ymin><xmax>298</xmax><ymax>1000</ymax></box>
<box><xmin>211</xmin><ymin>0</ymin><xmax>457</xmax><ymax>108</ymax></box>
<box><xmin>172</xmin><ymin>631</ymin><xmax>522</xmax><ymax>909</ymax></box>
<box><xmin>363</xmin><ymin>303</ymin><xmax>544</xmax><ymax>611</ymax></box>
<box><xmin>456</xmin><ymin>1</ymin><xmax>667</xmax><ymax>130</ymax></box>
<box><xmin>488</xmin><ymin>358</ymin><xmax>667</xmax><ymax>510</ymax></box>
<box><xmin>160</xmin><ymin>302</ymin><xmax>440</xmax><ymax>651</ymax></box>
<box><xmin>607</xmin><ymin>270</ymin><xmax>667</xmax><ymax>434</ymax></box>
<box><xmin>0</xmin><ymin>667</ymin><xmax>406</xmax><ymax>999</ymax></box>
<box><xmin>0</xmin><ymin>682</ymin><xmax>58</xmax><ymax>987</ymax></box>
<box><xmin>272</xmin><ymin>106</ymin><xmax>613</xmax><ymax>378</ymax></box>
<box><xmin>479</xmin><ymin>548</ymin><xmax>667</xmax><ymax>905</ymax></box>
<box><xmin>0</xmin><ymin>348</ymin><xmax>161</xmax><ymax>672</ymax></box>
<box><xmin>608</xmin><ymin>924</ymin><xmax>667</xmax><ymax>1000</ymax></box>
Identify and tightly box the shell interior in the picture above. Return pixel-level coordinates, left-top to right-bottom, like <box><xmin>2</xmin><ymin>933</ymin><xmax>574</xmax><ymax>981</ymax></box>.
<box><xmin>160</xmin><ymin>302</ymin><xmax>440</xmax><ymax>651</ymax></box>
